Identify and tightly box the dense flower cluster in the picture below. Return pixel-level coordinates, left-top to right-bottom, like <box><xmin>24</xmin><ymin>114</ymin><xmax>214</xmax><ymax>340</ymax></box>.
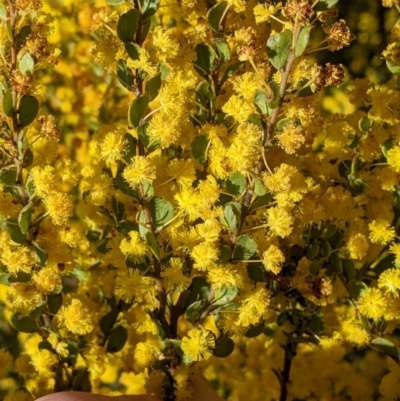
<box><xmin>0</xmin><ymin>0</ymin><xmax>400</xmax><ymax>400</ymax></box>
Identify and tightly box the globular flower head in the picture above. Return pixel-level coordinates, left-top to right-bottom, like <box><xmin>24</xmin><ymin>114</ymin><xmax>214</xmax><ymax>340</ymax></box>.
<box><xmin>99</xmin><ymin>130</ymin><xmax>127</xmax><ymax>166</ymax></box>
<box><xmin>347</xmin><ymin>234</ymin><xmax>369</xmax><ymax>260</ymax></box>
<box><xmin>115</xmin><ymin>268</ymin><xmax>155</xmax><ymax>303</ymax></box>
<box><xmin>327</xmin><ymin>19</ymin><xmax>355</xmax><ymax>51</ymax></box>
<box><xmin>378</xmin><ymin>268</ymin><xmax>400</xmax><ymax>298</ymax></box>
<box><xmin>265</xmin><ymin>206</ymin><xmax>294</xmax><ymax>238</ymax></box>
<box><xmin>123</xmin><ymin>156</ymin><xmax>156</xmax><ymax>188</ymax></box>
<box><xmin>119</xmin><ymin>231</ymin><xmax>148</xmax><ymax>263</ymax></box>
<box><xmin>358</xmin><ymin>288</ymin><xmax>387</xmax><ymax>319</ymax></box>
<box><xmin>282</xmin><ymin>0</ymin><xmax>313</xmax><ymax>25</ymax></box>
<box><xmin>262</xmin><ymin>245</ymin><xmax>285</xmax><ymax>274</ymax></box>
<box><xmin>59</xmin><ymin>299</ymin><xmax>95</xmax><ymax>335</ymax></box>
<box><xmin>161</xmin><ymin>257</ymin><xmax>191</xmax><ymax>292</ymax></box>
<box><xmin>369</xmin><ymin>219</ymin><xmax>396</xmax><ymax>245</ymax></box>
<box><xmin>181</xmin><ymin>327</ymin><xmax>215</xmax><ymax>362</ymax></box>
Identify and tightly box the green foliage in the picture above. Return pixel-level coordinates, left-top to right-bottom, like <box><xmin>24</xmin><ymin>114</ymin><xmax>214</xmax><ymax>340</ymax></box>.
<box><xmin>19</xmin><ymin>95</ymin><xmax>39</xmax><ymax>127</ymax></box>
<box><xmin>266</xmin><ymin>30</ymin><xmax>293</xmax><ymax>70</ymax></box>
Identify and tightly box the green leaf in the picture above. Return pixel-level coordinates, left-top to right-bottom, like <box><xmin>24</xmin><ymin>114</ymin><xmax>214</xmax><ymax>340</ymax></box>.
<box><xmin>85</xmin><ymin>230</ymin><xmax>101</xmax><ymax>242</ymax></box>
<box><xmin>112</xmin><ymin>197</ymin><xmax>126</xmax><ymax>222</ymax></box>
<box><xmin>19</xmin><ymin>95</ymin><xmax>39</xmax><ymax>128</ymax></box>
<box><xmin>149</xmin><ymin>197</ymin><xmax>174</xmax><ymax>229</ymax></box>
<box><xmin>139</xmin><ymin>0</ymin><xmax>160</xmax><ymax>18</ymax></box>
<box><xmin>194</xmin><ymin>43</ymin><xmax>216</xmax><ymax>78</ymax></box>
<box><xmin>2</xmin><ymin>89</ymin><xmax>13</xmax><ymax>117</ymax></box>
<box><xmin>16</xmin><ymin>25</ymin><xmax>31</xmax><ymax>49</ymax></box>
<box><xmin>3</xmin><ymin>218</ymin><xmax>26</xmax><ymax>244</ymax></box>
<box><xmin>207</xmin><ymin>1</ymin><xmax>228</xmax><ymax>33</ymax></box>
<box><xmin>254</xmin><ymin>178</ymin><xmax>266</xmax><ymax>196</ymax></box>
<box><xmin>116</xmin><ymin>220</ymin><xmax>138</xmax><ymax>235</ymax></box>
<box><xmin>145</xmin><ymin>74</ymin><xmax>162</xmax><ymax>101</ymax></box>
<box><xmin>107</xmin><ymin>325</ymin><xmax>128</xmax><ymax>353</ymax></box>
<box><xmin>233</xmin><ymin>235</ymin><xmax>258</xmax><ymax>260</ymax></box>
<box><xmin>329</xmin><ymin>252</ymin><xmax>342</xmax><ymax>273</ymax></box>
<box><xmin>347</xmin><ymin>279</ymin><xmax>368</xmax><ymax>300</ymax></box>
<box><xmin>100</xmin><ymin>309</ymin><xmax>119</xmax><ymax>334</ymax></box>
<box><xmin>145</xmin><ymin>231</ymin><xmax>160</xmax><ymax>261</ymax></box>
<box><xmin>25</xmin><ymin>174</ymin><xmax>36</xmax><ymax>199</ymax></box>
<box><xmin>314</xmin><ymin>0</ymin><xmax>339</xmax><ymax>11</ymax></box>
<box><xmin>250</xmin><ymin>193</ymin><xmax>272</xmax><ymax>211</ymax></box>
<box><xmin>18</xmin><ymin>203</ymin><xmax>33</xmax><ymax>234</ymax></box>
<box><xmin>0</xmin><ymin>166</ymin><xmax>17</xmax><ymax>186</ymax></box>
<box><xmin>213</xmin><ymin>39</ymin><xmax>230</xmax><ymax>63</ymax></box>
<box><xmin>122</xmin><ymin>133</ymin><xmax>136</xmax><ymax>163</ymax></box>
<box><xmin>39</xmin><ymin>340</ymin><xmax>53</xmax><ymax>353</ymax></box>
<box><xmin>222</xmin><ymin>202</ymin><xmax>242</xmax><ymax>231</ymax></box>
<box><xmin>245</xmin><ymin>323</ymin><xmax>264</xmax><ymax>338</ymax></box>
<box><xmin>11</xmin><ymin>314</ymin><xmax>39</xmax><ymax>333</ymax></box>
<box><xmin>116</xmin><ymin>174</ymin><xmax>139</xmax><ymax>199</ymax></box>
<box><xmin>117</xmin><ymin>59</ymin><xmax>134</xmax><ymax>89</ymax></box>
<box><xmin>196</xmin><ymin>81</ymin><xmax>212</xmax><ymax>106</ymax></box>
<box><xmin>97</xmin><ymin>237</ymin><xmax>111</xmax><ymax>254</ymax></box>
<box><xmin>8</xmin><ymin>271</ymin><xmax>31</xmax><ymax>283</ymax></box>
<box><xmin>213</xmin><ymin>335</ymin><xmax>234</xmax><ymax>358</ymax></box>
<box><xmin>358</xmin><ymin>117</ymin><xmax>373</xmax><ymax>133</ymax></box>
<box><xmin>386</xmin><ymin>60</ymin><xmax>400</xmax><ymax>75</ymax></box>
<box><xmin>276</xmin><ymin>118</ymin><xmax>291</xmax><ymax>132</ymax></box>
<box><xmin>309</xmin><ymin>259</ymin><xmax>322</xmax><ymax>276</ymax></box>
<box><xmin>185</xmin><ymin>299</ymin><xmax>210</xmax><ymax>324</ymax></box>
<box><xmin>117</xmin><ymin>9</ymin><xmax>140</xmax><ymax>43</ymax></box>
<box><xmin>219</xmin><ymin>61</ymin><xmax>245</xmax><ymax>88</ymax></box>
<box><xmin>306</xmin><ymin>240</ymin><xmax>319</xmax><ymax>259</ymax></box>
<box><xmin>295</xmin><ymin>25</ymin><xmax>312</xmax><ymax>57</ymax></box>
<box><xmin>72</xmin><ymin>368</ymin><xmax>92</xmax><ymax>392</ymax></box>
<box><xmin>266</xmin><ymin>30</ymin><xmax>293</xmax><ymax>70</ymax></box>
<box><xmin>48</xmin><ymin>293</ymin><xmax>63</xmax><ymax>314</ymax></box>
<box><xmin>30</xmin><ymin>303</ymin><xmax>47</xmax><ymax>319</ymax></box>
<box><xmin>107</xmin><ymin>0</ymin><xmax>126</xmax><ymax>4</ymax></box>
<box><xmin>226</xmin><ymin>173</ymin><xmax>246</xmax><ymax>196</ymax></box>
<box><xmin>253</xmin><ymin>90</ymin><xmax>269</xmax><ymax>116</ymax></box>
<box><xmin>191</xmin><ymin>134</ymin><xmax>209</xmax><ymax>164</ymax></box>
<box><xmin>19</xmin><ymin>52</ymin><xmax>34</xmax><ymax>75</ymax></box>
<box><xmin>128</xmin><ymin>94</ymin><xmax>150</xmax><ymax>128</ymax></box>
<box><xmin>0</xmin><ymin>3</ymin><xmax>7</xmax><ymax>20</ymax></box>
<box><xmin>137</xmin><ymin>122</ymin><xmax>160</xmax><ymax>153</ymax></box>
<box><xmin>342</xmin><ymin>259</ymin><xmax>356</xmax><ymax>281</ymax></box>
<box><xmin>33</xmin><ymin>241</ymin><xmax>48</xmax><ymax>266</ymax></box>
<box><xmin>22</xmin><ymin>148</ymin><xmax>34</xmax><ymax>168</ymax></box>
<box><xmin>213</xmin><ymin>286</ymin><xmax>238</xmax><ymax>306</ymax></box>
<box><xmin>321</xmin><ymin>224</ymin><xmax>337</xmax><ymax>239</ymax></box>
<box><xmin>320</xmin><ymin>240</ymin><xmax>332</xmax><ymax>258</ymax></box>
<box><xmin>142</xmin><ymin>179</ymin><xmax>155</xmax><ymax>197</ymax></box>
<box><xmin>125</xmin><ymin>43</ymin><xmax>140</xmax><ymax>60</ymax></box>
<box><xmin>160</xmin><ymin>62</ymin><xmax>170</xmax><ymax>80</ymax></box>
<box><xmin>218</xmin><ymin>245</ymin><xmax>232</xmax><ymax>263</ymax></box>
<box><xmin>246</xmin><ymin>263</ymin><xmax>266</xmax><ymax>282</ymax></box>
<box><xmin>371</xmin><ymin>338</ymin><xmax>399</xmax><ymax>361</ymax></box>
<box><xmin>309</xmin><ymin>312</ymin><xmax>325</xmax><ymax>334</ymax></box>
<box><xmin>184</xmin><ymin>277</ymin><xmax>210</xmax><ymax>310</ymax></box>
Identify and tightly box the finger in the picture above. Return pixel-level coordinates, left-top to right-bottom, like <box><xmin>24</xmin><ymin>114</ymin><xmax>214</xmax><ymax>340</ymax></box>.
<box><xmin>36</xmin><ymin>392</ymin><xmax>161</xmax><ymax>401</ymax></box>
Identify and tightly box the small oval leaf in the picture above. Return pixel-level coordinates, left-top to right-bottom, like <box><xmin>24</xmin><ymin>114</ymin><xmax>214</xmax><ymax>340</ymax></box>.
<box><xmin>266</xmin><ymin>30</ymin><xmax>293</xmax><ymax>70</ymax></box>
<box><xmin>0</xmin><ymin>166</ymin><xmax>17</xmax><ymax>186</ymax></box>
<box><xmin>19</xmin><ymin>52</ymin><xmax>35</xmax><ymax>75</ymax></box>
<box><xmin>2</xmin><ymin>89</ymin><xmax>13</xmax><ymax>116</ymax></box>
<box><xmin>128</xmin><ymin>94</ymin><xmax>150</xmax><ymax>128</ymax></box>
<box><xmin>117</xmin><ymin>9</ymin><xmax>140</xmax><ymax>43</ymax></box>
<box><xmin>207</xmin><ymin>1</ymin><xmax>228</xmax><ymax>33</ymax></box>
<box><xmin>191</xmin><ymin>134</ymin><xmax>209</xmax><ymax>164</ymax></box>
<box><xmin>19</xmin><ymin>95</ymin><xmax>39</xmax><ymax>127</ymax></box>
